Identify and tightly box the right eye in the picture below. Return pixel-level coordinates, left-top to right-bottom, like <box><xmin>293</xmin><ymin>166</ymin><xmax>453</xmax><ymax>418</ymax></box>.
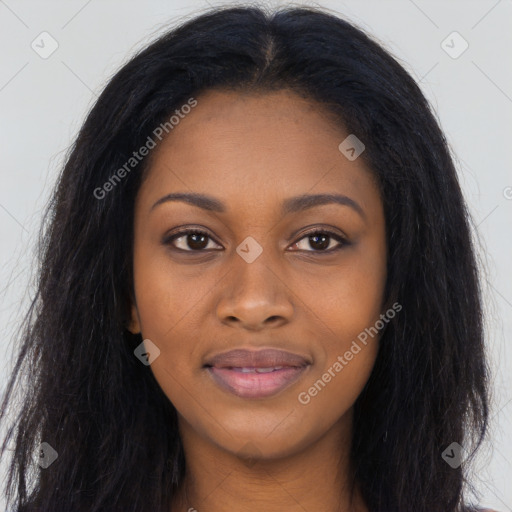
<box><xmin>163</xmin><ymin>229</ymin><xmax>223</xmax><ymax>252</ymax></box>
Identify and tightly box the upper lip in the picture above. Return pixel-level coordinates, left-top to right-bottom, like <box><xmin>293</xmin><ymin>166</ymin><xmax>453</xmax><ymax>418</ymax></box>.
<box><xmin>204</xmin><ymin>348</ymin><xmax>311</xmax><ymax>369</ymax></box>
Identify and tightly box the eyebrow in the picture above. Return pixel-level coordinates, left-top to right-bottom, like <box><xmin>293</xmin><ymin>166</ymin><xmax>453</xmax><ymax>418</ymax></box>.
<box><xmin>151</xmin><ymin>192</ymin><xmax>366</xmax><ymax>220</ymax></box>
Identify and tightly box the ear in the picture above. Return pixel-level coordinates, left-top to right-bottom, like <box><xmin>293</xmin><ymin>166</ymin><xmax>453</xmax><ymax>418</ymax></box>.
<box><xmin>127</xmin><ymin>302</ymin><xmax>141</xmax><ymax>334</ymax></box>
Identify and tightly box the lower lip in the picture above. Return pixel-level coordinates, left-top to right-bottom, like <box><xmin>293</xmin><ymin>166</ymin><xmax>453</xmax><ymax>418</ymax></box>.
<box><xmin>206</xmin><ymin>366</ymin><xmax>310</xmax><ymax>399</ymax></box>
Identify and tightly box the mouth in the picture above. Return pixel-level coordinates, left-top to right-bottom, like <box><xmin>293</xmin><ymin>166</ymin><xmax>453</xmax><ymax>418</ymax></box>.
<box><xmin>203</xmin><ymin>348</ymin><xmax>311</xmax><ymax>399</ymax></box>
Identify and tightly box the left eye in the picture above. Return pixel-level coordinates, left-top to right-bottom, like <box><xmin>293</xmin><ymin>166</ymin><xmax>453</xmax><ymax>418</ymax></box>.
<box><xmin>290</xmin><ymin>229</ymin><xmax>347</xmax><ymax>252</ymax></box>
<box><xmin>163</xmin><ymin>229</ymin><xmax>347</xmax><ymax>253</ymax></box>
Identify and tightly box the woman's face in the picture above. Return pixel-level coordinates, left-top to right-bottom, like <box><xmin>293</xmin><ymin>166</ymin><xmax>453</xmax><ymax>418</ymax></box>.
<box><xmin>129</xmin><ymin>89</ymin><xmax>387</xmax><ymax>460</ymax></box>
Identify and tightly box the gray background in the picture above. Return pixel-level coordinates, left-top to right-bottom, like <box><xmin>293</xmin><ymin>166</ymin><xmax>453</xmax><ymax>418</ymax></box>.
<box><xmin>0</xmin><ymin>0</ymin><xmax>511</xmax><ymax>510</ymax></box>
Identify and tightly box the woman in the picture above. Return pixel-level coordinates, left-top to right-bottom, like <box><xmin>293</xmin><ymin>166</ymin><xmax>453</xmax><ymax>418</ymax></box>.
<box><xmin>0</xmin><ymin>5</ymin><xmax>495</xmax><ymax>511</ymax></box>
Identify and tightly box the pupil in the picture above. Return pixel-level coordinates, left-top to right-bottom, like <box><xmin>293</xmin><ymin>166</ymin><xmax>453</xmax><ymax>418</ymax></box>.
<box><xmin>188</xmin><ymin>233</ymin><xmax>207</xmax><ymax>250</ymax></box>
<box><xmin>310</xmin><ymin>234</ymin><xmax>329</xmax><ymax>250</ymax></box>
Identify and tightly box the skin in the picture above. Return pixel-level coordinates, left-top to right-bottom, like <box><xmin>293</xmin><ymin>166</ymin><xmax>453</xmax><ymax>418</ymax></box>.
<box><xmin>128</xmin><ymin>89</ymin><xmax>387</xmax><ymax>512</ymax></box>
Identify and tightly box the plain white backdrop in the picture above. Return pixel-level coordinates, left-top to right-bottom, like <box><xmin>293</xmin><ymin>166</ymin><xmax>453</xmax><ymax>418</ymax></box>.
<box><xmin>0</xmin><ymin>0</ymin><xmax>511</xmax><ymax>510</ymax></box>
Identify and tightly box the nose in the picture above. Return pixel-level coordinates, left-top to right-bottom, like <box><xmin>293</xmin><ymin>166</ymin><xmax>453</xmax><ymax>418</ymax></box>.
<box><xmin>215</xmin><ymin>253</ymin><xmax>294</xmax><ymax>331</ymax></box>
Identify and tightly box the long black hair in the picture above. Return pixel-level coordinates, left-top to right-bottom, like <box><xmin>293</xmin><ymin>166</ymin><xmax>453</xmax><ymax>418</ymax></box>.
<box><xmin>0</xmin><ymin>4</ymin><xmax>490</xmax><ymax>511</ymax></box>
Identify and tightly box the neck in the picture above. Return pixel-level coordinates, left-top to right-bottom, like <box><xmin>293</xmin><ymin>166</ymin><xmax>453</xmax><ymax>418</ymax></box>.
<box><xmin>170</xmin><ymin>411</ymin><xmax>367</xmax><ymax>512</ymax></box>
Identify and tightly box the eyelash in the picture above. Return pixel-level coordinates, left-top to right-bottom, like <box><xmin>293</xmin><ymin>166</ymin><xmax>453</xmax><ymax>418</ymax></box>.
<box><xmin>162</xmin><ymin>227</ymin><xmax>348</xmax><ymax>254</ymax></box>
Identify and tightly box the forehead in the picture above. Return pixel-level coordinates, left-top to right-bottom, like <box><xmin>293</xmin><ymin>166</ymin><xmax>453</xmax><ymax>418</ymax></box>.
<box><xmin>138</xmin><ymin>89</ymin><xmax>379</xmax><ymax>217</ymax></box>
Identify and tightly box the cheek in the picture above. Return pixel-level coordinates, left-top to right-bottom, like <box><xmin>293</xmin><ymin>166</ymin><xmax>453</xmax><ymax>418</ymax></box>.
<box><xmin>293</xmin><ymin>339</ymin><xmax>378</xmax><ymax>448</ymax></box>
<box><xmin>131</xmin><ymin>240</ymin><xmax>211</xmax><ymax>339</ymax></box>
<box><xmin>296</xmin><ymin>264</ymin><xmax>384</xmax><ymax>424</ymax></box>
<box><xmin>130</xmin><ymin>247</ymin><xmax>202</xmax><ymax>384</ymax></box>
<box><xmin>294</xmin><ymin>244</ymin><xmax>385</xmax><ymax>412</ymax></box>
<box><xmin>301</xmin><ymin>245</ymin><xmax>386</xmax><ymax>346</ymax></box>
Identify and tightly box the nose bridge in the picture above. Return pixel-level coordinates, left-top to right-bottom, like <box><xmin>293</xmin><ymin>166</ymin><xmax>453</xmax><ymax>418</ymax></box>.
<box><xmin>229</xmin><ymin>202</ymin><xmax>280</xmax><ymax>269</ymax></box>
<box><xmin>231</xmin><ymin>232</ymin><xmax>278</xmax><ymax>297</ymax></box>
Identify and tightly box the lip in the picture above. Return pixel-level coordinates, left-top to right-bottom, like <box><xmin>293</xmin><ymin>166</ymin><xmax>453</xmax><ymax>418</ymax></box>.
<box><xmin>204</xmin><ymin>348</ymin><xmax>311</xmax><ymax>369</ymax></box>
<box><xmin>204</xmin><ymin>348</ymin><xmax>311</xmax><ymax>399</ymax></box>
